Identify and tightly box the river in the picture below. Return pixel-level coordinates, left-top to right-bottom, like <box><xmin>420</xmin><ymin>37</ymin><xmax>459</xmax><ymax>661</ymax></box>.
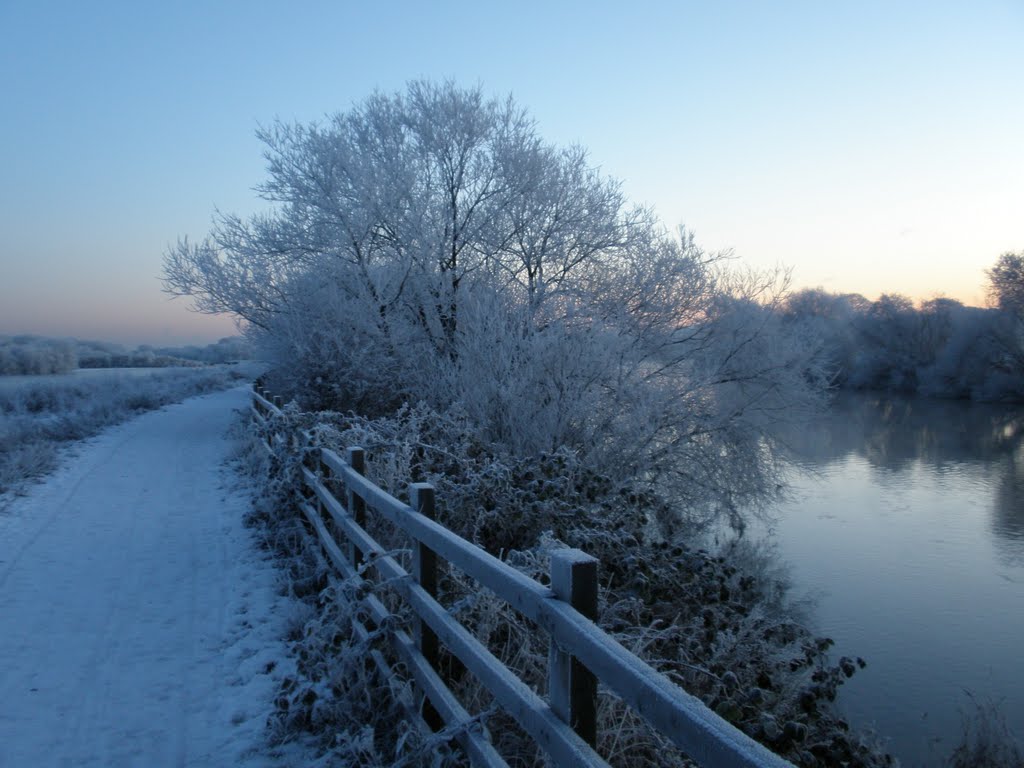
<box><xmin>754</xmin><ymin>394</ymin><xmax>1024</xmax><ymax>765</ymax></box>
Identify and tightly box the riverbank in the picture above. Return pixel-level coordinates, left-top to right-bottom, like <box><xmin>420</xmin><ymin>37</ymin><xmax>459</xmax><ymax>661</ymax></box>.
<box><xmin>243</xmin><ymin>401</ymin><xmax>896</xmax><ymax>767</ymax></box>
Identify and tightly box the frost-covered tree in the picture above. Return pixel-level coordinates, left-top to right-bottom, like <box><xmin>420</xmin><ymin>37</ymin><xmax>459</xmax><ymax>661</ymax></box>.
<box><xmin>988</xmin><ymin>251</ymin><xmax>1024</xmax><ymax>315</ymax></box>
<box><xmin>985</xmin><ymin>251</ymin><xmax>1024</xmax><ymax>396</ymax></box>
<box><xmin>164</xmin><ymin>81</ymin><xmax>827</xmax><ymax>519</ymax></box>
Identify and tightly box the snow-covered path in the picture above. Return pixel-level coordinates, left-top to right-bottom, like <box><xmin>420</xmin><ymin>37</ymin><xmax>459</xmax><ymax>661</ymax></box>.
<box><xmin>0</xmin><ymin>386</ymin><xmax>293</xmax><ymax>768</ymax></box>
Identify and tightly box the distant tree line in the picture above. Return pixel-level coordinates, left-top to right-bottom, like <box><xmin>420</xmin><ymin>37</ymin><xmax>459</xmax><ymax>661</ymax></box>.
<box><xmin>150</xmin><ymin>335</ymin><xmax>253</xmax><ymax>364</ymax></box>
<box><xmin>0</xmin><ymin>335</ymin><xmax>252</xmax><ymax>376</ymax></box>
<box><xmin>781</xmin><ymin>251</ymin><xmax>1024</xmax><ymax>401</ymax></box>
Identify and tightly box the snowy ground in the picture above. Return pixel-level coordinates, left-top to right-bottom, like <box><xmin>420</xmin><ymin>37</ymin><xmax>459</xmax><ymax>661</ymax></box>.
<box><xmin>0</xmin><ymin>386</ymin><xmax>300</xmax><ymax>767</ymax></box>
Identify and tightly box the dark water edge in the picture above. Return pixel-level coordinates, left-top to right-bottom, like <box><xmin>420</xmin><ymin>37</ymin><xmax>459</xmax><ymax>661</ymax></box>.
<box><xmin>751</xmin><ymin>393</ymin><xmax>1024</xmax><ymax>766</ymax></box>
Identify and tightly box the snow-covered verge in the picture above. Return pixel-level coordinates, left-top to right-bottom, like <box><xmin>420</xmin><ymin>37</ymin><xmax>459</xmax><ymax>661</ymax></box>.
<box><xmin>245</xmin><ymin>402</ymin><xmax>898</xmax><ymax>768</ymax></box>
<box><xmin>0</xmin><ymin>386</ymin><xmax>310</xmax><ymax>767</ymax></box>
<box><xmin>0</xmin><ymin>366</ymin><xmax>248</xmax><ymax>498</ymax></box>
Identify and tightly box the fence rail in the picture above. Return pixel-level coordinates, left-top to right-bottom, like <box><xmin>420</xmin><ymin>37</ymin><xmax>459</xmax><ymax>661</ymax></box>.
<box><xmin>251</xmin><ymin>384</ymin><xmax>794</xmax><ymax>768</ymax></box>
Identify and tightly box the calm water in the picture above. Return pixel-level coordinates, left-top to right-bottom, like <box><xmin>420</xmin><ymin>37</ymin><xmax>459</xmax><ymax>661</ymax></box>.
<box><xmin>759</xmin><ymin>394</ymin><xmax>1024</xmax><ymax>765</ymax></box>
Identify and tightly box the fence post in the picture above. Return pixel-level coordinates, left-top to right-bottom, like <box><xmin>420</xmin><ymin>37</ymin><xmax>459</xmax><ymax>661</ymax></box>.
<box><xmin>301</xmin><ymin>433</ymin><xmax>315</xmax><ymax>504</ymax></box>
<box><xmin>549</xmin><ymin>548</ymin><xmax>599</xmax><ymax>747</ymax></box>
<box><xmin>273</xmin><ymin>395</ymin><xmax>283</xmax><ymax>409</ymax></box>
<box><xmin>410</xmin><ymin>482</ymin><xmax>442</xmax><ymax>729</ymax></box>
<box><xmin>260</xmin><ymin>392</ymin><xmax>275</xmax><ymax>446</ymax></box>
<box><xmin>346</xmin><ymin>447</ymin><xmax>366</xmax><ymax>567</ymax></box>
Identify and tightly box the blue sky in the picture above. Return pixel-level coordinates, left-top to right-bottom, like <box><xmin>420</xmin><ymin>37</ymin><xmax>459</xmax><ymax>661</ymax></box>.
<box><xmin>1</xmin><ymin>1</ymin><xmax>1021</xmax><ymax>345</ymax></box>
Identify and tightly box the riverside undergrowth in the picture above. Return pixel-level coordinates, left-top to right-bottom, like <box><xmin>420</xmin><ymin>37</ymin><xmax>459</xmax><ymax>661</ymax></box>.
<box><xmin>244</xmin><ymin>399</ymin><xmax>895</xmax><ymax>768</ymax></box>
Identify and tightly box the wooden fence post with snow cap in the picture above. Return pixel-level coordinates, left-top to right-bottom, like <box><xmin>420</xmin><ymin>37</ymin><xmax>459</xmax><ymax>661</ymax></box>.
<box><xmin>345</xmin><ymin>447</ymin><xmax>366</xmax><ymax>568</ymax></box>
<box><xmin>410</xmin><ymin>482</ymin><xmax>443</xmax><ymax>729</ymax></box>
<box><xmin>314</xmin><ymin>445</ymin><xmax>330</xmax><ymax>538</ymax></box>
<box><xmin>273</xmin><ymin>395</ymin><xmax>283</xmax><ymax>409</ymax></box>
<box><xmin>549</xmin><ymin>548</ymin><xmax>599</xmax><ymax>747</ymax></box>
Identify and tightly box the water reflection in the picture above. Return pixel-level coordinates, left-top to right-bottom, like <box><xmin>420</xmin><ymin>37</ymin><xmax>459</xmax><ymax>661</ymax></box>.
<box><xmin>993</xmin><ymin>445</ymin><xmax>1024</xmax><ymax>565</ymax></box>
<box><xmin>782</xmin><ymin>394</ymin><xmax>1021</xmax><ymax>465</ymax></box>
<box><xmin>762</xmin><ymin>394</ymin><xmax>1024</xmax><ymax>763</ymax></box>
<box><xmin>779</xmin><ymin>394</ymin><xmax>1024</xmax><ymax>564</ymax></box>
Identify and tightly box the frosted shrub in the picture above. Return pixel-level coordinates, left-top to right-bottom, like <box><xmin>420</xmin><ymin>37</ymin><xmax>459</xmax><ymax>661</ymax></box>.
<box><xmin>166</xmin><ymin>81</ymin><xmax>830</xmax><ymax>524</ymax></box>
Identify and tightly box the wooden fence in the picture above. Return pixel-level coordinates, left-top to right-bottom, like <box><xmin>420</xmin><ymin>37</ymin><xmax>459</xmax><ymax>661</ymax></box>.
<box><xmin>251</xmin><ymin>384</ymin><xmax>794</xmax><ymax>768</ymax></box>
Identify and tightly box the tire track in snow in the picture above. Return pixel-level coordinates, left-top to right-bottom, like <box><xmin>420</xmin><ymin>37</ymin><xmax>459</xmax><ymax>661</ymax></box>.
<box><xmin>0</xmin><ymin>423</ymin><xmax>143</xmax><ymax>591</ymax></box>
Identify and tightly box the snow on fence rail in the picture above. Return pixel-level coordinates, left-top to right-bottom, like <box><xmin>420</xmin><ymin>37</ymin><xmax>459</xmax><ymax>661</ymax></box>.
<box><xmin>251</xmin><ymin>384</ymin><xmax>794</xmax><ymax>768</ymax></box>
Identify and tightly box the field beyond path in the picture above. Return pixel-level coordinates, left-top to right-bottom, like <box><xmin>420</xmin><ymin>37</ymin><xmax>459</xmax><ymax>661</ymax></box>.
<box><xmin>0</xmin><ymin>386</ymin><xmax>291</xmax><ymax>767</ymax></box>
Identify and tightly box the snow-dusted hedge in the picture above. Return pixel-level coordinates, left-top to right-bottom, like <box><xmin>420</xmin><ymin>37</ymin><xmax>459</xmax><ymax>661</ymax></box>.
<box><xmin>0</xmin><ymin>367</ymin><xmax>246</xmax><ymax>495</ymax></box>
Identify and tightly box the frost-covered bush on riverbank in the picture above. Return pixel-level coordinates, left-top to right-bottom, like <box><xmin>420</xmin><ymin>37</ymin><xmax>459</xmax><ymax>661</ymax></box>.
<box><xmin>0</xmin><ymin>367</ymin><xmax>246</xmax><ymax>495</ymax></box>
<box><xmin>165</xmin><ymin>81</ymin><xmax>832</xmax><ymax>527</ymax></box>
